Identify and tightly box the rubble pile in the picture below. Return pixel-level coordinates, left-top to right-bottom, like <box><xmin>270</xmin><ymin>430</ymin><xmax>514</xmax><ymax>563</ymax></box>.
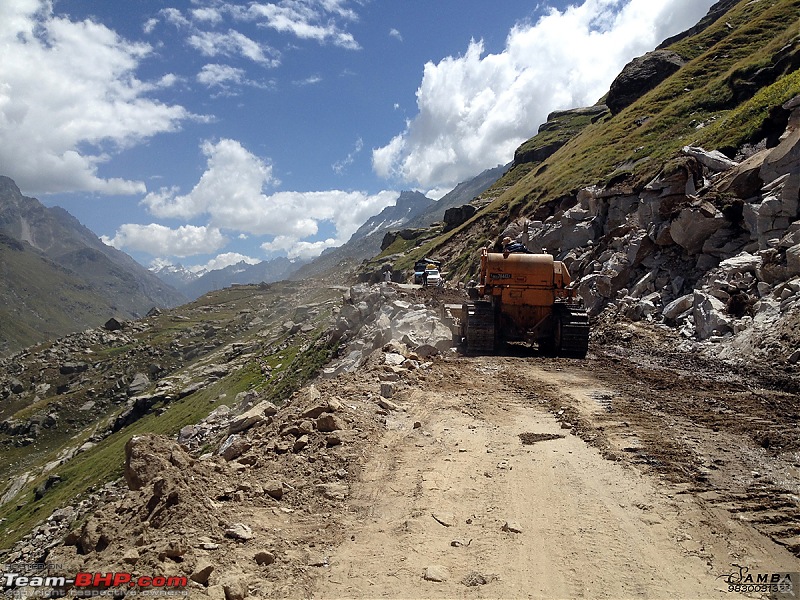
<box><xmin>324</xmin><ymin>283</ymin><xmax>456</xmax><ymax>377</ymax></box>
<box><xmin>505</xmin><ymin>94</ymin><xmax>800</xmax><ymax>364</ymax></box>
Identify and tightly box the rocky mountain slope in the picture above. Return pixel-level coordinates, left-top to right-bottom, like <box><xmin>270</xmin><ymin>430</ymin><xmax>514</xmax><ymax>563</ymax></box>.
<box><xmin>0</xmin><ymin>177</ymin><xmax>186</xmax><ymax>354</ymax></box>
<box><xmin>375</xmin><ymin>0</ymin><xmax>800</xmax><ymax>366</ymax></box>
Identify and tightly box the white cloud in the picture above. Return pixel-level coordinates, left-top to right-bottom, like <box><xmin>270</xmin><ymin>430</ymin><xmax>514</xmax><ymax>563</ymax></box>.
<box><xmin>389</xmin><ymin>28</ymin><xmax>403</xmax><ymax>42</ymax></box>
<box><xmin>246</xmin><ymin>1</ymin><xmax>361</xmax><ymax>49</ymax></box>
<box><xmin>202</xmin><ymin>252</ymin><xmax>261</xmax><ymax>271</ymax></box>
<box><xmin>102</xmin><ymin>224</ymin><xmax>228</xmax><ymax>257</ymax></box>
<box><xmin>143</xmin><ymin>138</ymin><xmax>399</xmax><ymax>258</ymax></box>
<box><xmin>143</xmin><ymin>18</ymin><xmax>159</xmax><ymax>34</ymax></box>
<box><xmin>332</xmin><ymin>137</ymin><xmax>363</xmax><ymax>174</ymax></box>
<box><xmin>294</xmin><ymin>75</ymin><xmax>323</xmax><ymax>86</ymax></box>
<box><xmin>197</xmin><ymin>63</ymin><xmax>246</xmax><ymax>87</ymax></box>
<box><xmin>188</xmin><ymin>30</ymin><xmax>280</xmax><ymax>66</ymax></box>
<box><xmin>191</xmin><ymin>7</ymin><xmax>223</xmax><ymax>24</ymax></box>
<box><xmin>0</xmin><ymin>0</ymin><xmax>194</xmax><ymax>195</ymax></box>
<box><xmin>373</xmin><ymin>0</ymin><xmax>716</xmax><ymax>189</ymax></box>
<box><xmin>262</xmin><ymin>235</ymin><xmax>338</xmax><ymax>261</ymax></box>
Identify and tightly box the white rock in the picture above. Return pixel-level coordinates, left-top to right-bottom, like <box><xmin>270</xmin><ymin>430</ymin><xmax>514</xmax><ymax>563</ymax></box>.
<box><xmin>718</xmin><ymin>252</ymin><xmax>763</xmax><ymax>275</ymax></box>
<box><xmin>682</xmin><ymin>146</ymin><xmax>738</xmax><ymax>171</ymax></box>
<box><xmin>693</xmin><ymin>291</ymin><xmax>733</xmax><ymax>340</ymax></box>
<box><xmin>663</xmin><ymin>294</ymin><xmax>693</xmax><ymax>320</ymax></box>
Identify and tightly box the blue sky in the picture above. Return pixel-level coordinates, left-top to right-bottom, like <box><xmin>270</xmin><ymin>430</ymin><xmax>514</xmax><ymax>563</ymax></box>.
<box><xmin>0</xmin><ymin>0</ymin><xmax>716</xmax><ymax>271</ymax></box>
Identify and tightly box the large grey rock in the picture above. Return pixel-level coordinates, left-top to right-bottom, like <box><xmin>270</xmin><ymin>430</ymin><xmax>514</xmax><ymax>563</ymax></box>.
<box><xmin>682</xmin><ymin>146</ymin><xmax>737</xmax><ymax>171</ymax></box>
<box><xmin>787</xmin><ymin>243</ymin><xmax>800</xmax><ymax>277</ymax></box>
<box><xmin>719</xmin><ymin>150</ymin><xmax>768</xmax><ymax>198</ymax></box>
<box><xmin>663</xmin><ymin>293</ymin><xmax>693</xmax><ymax>320</ymax></box>
<box><xmin>670</xmin><ymin>207</ymin><xmax>725</xmax><ymax>254</ymax></box>
<box><xmin>718</xmin><ymin>252</ymin><xmax>763</xmax><ymax>276</ymax></box>
<box><xmin>760</xmin><ymin>125</ymin><xmax>800</xmax><ymax>186</ymax></box>
<box><xmin>128</xmin><ymin>373</ymin><xmax>151</xmax><ymax>396</ymax></box>
<box><xmin>693</xmin><ymin>291</ymin><xmax>732</xmax><ymax>339</ymax></box>
<box><xmin>606</xmin><ymin>50</ymin><xmax>685</xmax><ymax>114</ymax></box>
<box><xmin>229</xmin><ymin>400</ymin><xmax>278</xmax><ymax>434</ymax></box>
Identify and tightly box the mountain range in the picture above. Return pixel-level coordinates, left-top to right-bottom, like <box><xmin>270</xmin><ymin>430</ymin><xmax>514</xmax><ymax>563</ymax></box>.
<box><xmin>0</xmin><ymin>176</ymin><xmax>186</xmax><ymax>354</ymax></box>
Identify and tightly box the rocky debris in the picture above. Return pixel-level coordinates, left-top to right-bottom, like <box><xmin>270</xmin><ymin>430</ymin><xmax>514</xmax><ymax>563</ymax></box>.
<box><xmin>501</xmin><ymin>521</ymin><xmax>524</xmax><ymax>534</ymax></box>
<box><xmin>224</xmin><ymin>523</ymin><xmax>254</xmax><ymax>541</ymax></box>
<box><xmin>323</xmin><ymin>283</ymin><xmax>455</xmax><ymax>377</ymax></box>
<box><xmin>462</xmin><ymin>571</ymin><xmax>491</xmax><ymax>586</ymax></box>
<box><xmin>507</xmin><ymin>95</ymin><xmax>800</xmax><ymax>362</ymax></box>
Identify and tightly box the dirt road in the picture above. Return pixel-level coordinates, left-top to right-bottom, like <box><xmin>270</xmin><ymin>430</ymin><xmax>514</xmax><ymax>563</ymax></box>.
<box><xmin>313</xmin><ymin>354</ymin><xmax>799</xmax><ymax>599</ymax></box>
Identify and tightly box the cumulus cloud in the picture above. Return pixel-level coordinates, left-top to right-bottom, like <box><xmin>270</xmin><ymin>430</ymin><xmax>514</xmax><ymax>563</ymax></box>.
<box><xmin>389</xmin><ymin>28</ymin><xmax>403</xmax><ymax>42</ymax></box>
<box><xmin>0</xmin><ymin>0</ymin><xmax>194</xmax><ymax>195</ymax></box>
<box><xmin>201</xmin><ymin>252</ymin><xmax>261</xmax><ymax>271</ymax></box>
<box><xmin>373</xmin><ymin>0</ymin><xmax>716</xmax><ymax>189</ymax></box>
<box><xmin>141</xmin><ymin>138</ymin><xmax>399</xmax><ymax>258</ymax></box>
<box><xmin>261</xmin><ymin>235</ymin><xmax>338</xmax><ymax>261</ymax></box>
<box><xmin>102</xmin><ymin>224</ymin><xmax>228</xmax><ymax>257</ymax></box>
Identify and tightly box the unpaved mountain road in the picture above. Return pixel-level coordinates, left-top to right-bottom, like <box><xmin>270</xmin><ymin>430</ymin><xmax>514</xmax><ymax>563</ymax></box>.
<box><xmin>312</xmin><ymin>351</ymin><xmax>799</xmax><ymax>599</ymax></box>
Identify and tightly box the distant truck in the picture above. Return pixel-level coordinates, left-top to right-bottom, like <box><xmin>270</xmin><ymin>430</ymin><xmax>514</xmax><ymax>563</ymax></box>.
<box><xmin>423</xmin><ymin>268</ymin><xmax>441</xmax><ymax>287</ymax></box>
<box><xmin>413</xmin><ymin>258</ymin><xmax>442</xmax><ymax>285</ymax></box>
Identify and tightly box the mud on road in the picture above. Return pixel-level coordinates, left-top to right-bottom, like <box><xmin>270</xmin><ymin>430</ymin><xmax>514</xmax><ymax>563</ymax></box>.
<box><xmin>313</xmin><ymin>346</ymin><xmax>800</xmax><ymax>598</ymax></box>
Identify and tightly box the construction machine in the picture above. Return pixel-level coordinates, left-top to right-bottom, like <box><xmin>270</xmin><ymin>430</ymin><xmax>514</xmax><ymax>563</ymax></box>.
<box><xmin>460</xmin><ymin>248</ymin><xmax>589</xmax><ymax>357</ymax></box>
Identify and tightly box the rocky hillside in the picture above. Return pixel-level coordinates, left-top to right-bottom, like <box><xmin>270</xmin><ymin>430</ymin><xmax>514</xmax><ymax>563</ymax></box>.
<box><xmin>0</xmin><ymin>280</ymin><xmax>346</xmax><ymax>553</ymax></box>
<box><xmin>0</xmin><ymin>177</ymin><xmax>187</xmax><ymax>354</ymax></box>
<box><xmin>375</xmin><ymin>0</ymin><xmax>800</xmax><ymax>365</ymax></box>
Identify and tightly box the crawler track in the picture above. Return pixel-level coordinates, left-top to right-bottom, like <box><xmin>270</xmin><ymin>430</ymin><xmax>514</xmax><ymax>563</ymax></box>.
<box><xmin>556</xmin><ymin>304</ymin><xmax>590</xmax><ymax>358</ymax></box>
<box><xmin>464</xmin><ymin>301</ymin><xmax>495</xmax><ymax>354</ymax></box>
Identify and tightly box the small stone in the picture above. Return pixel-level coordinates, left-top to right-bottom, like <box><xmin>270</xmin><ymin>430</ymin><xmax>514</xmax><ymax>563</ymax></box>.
<box><xmin>502</xmin><ymin>521</ymin><xmax>523</xmax><ymax>533</ymax></box>
<box><xmin>224</xmin><ymin>523</ymin><xmax>254</xmax><ymax>541</ymax></box>
<box><xmin>293</xmin><ymin>434</ymin><xmax>309</xmax><ymax>453</ymax></box>
<box><xmin>380</xmin><ymin>382</ymin><xmax>394</xmax><ymax>398</ymax></box>
<box><xmin>432</xmin><ymin>512</ymin><xmax>455</xmax><ymax>527</ymax></box>
<box><xmin>122</xmin><ymin>549</ymin><xmax>139</xmax><ymax>564</ymax></box>
<box><xmin>308</xmin><ymin>554</ymin><xmax>329</xmax><ymax>567</ymax></box>
<box><xmin>317</xmin><ymin>483</ymin><xmax>348</xmax><ymax>501</ymax></box>
<box><xmin>264</xmin><ymin>480</ymin><xmax>283</xmax><ymax>500</ymax></box>
<box><xmin>254</xmin><ymin>551</ymin><xmax>275</xmax><ymax>566</ymax></box>
<box><xmin>221</xmin><ymin>577</ymin><xmax>247</xmax><ymax>600</ymax></box>
<box><xmin>190</xmin><ymin>558</ymin><xmax>215</xmax><ymax>584</ymax></box>
<box><xmin>461</xmin><ymin>571</ymin><xmax>489</xmax><ymax>587</ymax></box>
<box><xmin>377</xmin><ymin>398</ymin><xmax>400</xmax><ymax>411</ymax></box>
<box><xmin>316</xmin><ymin>414</ymin><xmax>345</xmax><ymax>432</ymax></box>
<box><xmin>423</xmin><ymin>565</ymin><xmax>450</xmax><ymax>582</ymax></box>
